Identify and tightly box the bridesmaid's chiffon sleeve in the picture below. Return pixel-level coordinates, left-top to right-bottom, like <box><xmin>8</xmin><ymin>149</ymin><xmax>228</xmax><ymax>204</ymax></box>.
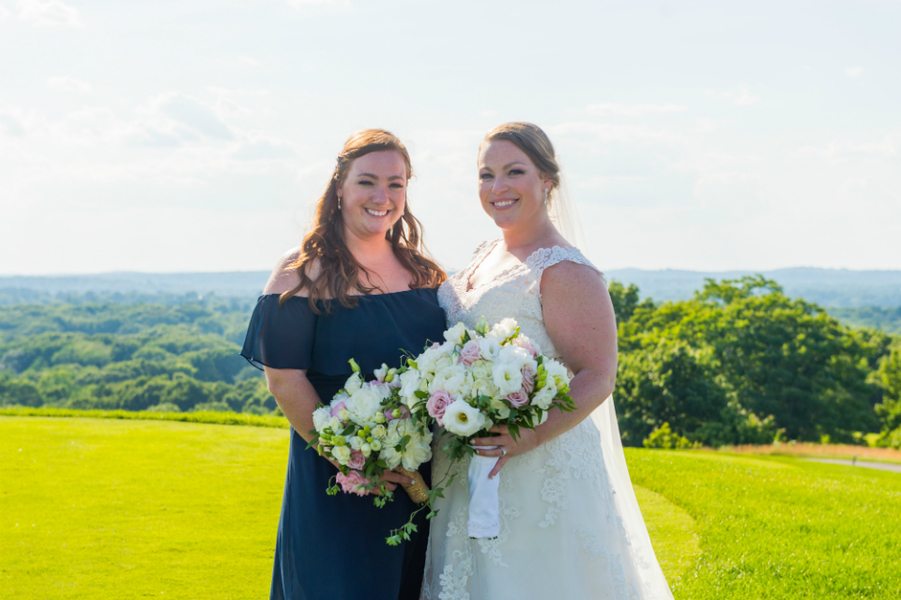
<box><xmin>241</xmin><ymin>295</ymin><xmax>315</xmax><ymax>371</ymax></box>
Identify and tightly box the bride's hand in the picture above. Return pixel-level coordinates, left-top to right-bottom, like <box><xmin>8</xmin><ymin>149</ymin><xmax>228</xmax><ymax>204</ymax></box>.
<box><xmin>473</xmin><ymin>425</ymin><xmax>540</xmax><ymax>479</ymax></box>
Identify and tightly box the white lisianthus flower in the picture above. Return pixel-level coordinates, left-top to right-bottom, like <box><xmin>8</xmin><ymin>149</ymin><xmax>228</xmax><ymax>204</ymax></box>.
<box><xmin>493</xmin><ymin>362</ymin><xmax>524</xmax><ymax>397</ymax></box>
<box><xmin>402</xmin><ymin>428</ymin><xmax>434</xmax><ymax>471</ymax></box>
<box><xmin>380</xmin><ymin>419</ymin><xmax>405</xmax><ymax>468</ymax></box>
<box><xmin>344</xmin><ymin>373</ymin><xmax>363</xmax><ymax>395</ymax></box>
<box><xmin>312</xmin><ymin>406</ymin><xmax>331</xmax><ymax>432</ymax></box>
<box><xmin>472</xmin><ymin>377</ymin><xmax>498</xmax><ymax>399</ymax></box>
<box><xmin>332</xmin><ymin>445</ymin><xmax>352</xmax><ymax>465</ymax></box>
<box><xmin>532</xmin><ymin>380</ymin><xmax>557</xmax><ymax>409</ymax></box>
<box><xmin>429</xmin><ymin>364</ymin><xmax>468</xmax><ymax>396</ymax></box>
<box><xmin>443</xmin><ymin>399</ymin><xmax>488</xmax><ymax>437</ymax></box>
<box><xmin>478</xmin><ymin>337</ymin><xmax>502</xmax><ymax>362</ymax></box>
<box><xmin>543</xmin><ymin>359</ymin><xmax>570</xmax><ymax>386</ymax></box>
<box><xmin>444</xmin><ymin>322</ymin><xmax>468</xmax><ymax>345</ymax></box>
<box><xmin>346</xmin><ymin>388</ymin><xmax>381</xmax><ymax>426</ymax></box>
<box><xmin>399</xmin><ymin>369</ymin><xmax>422</xmax><ymax>398</ymax></box>
<box><xmin>489</xmin><ymin>318</ymin><xmax>518</xmax><ymax>340</ymax></box>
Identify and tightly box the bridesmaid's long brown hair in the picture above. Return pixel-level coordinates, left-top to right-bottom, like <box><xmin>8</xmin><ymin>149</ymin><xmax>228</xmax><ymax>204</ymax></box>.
<box><xmin>281</xmin><ymin>129</ymin><xmax>446</xmax><ymax>312</ymax></box>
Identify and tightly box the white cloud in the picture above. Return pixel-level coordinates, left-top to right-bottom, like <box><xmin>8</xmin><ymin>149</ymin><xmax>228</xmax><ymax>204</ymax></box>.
<box><xmin>705</xmin><ymin>86</ymin><xmax>760</xmax><ymax>107</ymax></box>
<box><xmin>585</xmin><ymin>103</ymin><xmax>688</xmax><ymax>117</ymax></box>
<box><xmin>0</xmin><ymin>4</ymin><xmax>14</xmax><ymax>21</ymax></box>
<box><xmin>16</xmin><ymin>0</ymin><xmax>82</xmax><ymax>27</ymax></box>
<box><xmin>845</xmin><ymin>66</ymin><xmax>864</xmax><ymax>78</ymax></box>
<box><xmin>47</xmin><ymin>76</ymin><xmax>92</xmax><ymax>93</ymax></box>
<box><xmin>217</xmin><ymin>56</ymin><xmax>262</xmax><ymax>68</ymax></box>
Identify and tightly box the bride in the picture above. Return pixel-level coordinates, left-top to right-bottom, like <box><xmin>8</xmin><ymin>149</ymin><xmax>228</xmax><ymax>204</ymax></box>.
<box><xmin>421</xmin><ymin>123</ymin><xmax>674</xmax><ymax>599</ymax></box>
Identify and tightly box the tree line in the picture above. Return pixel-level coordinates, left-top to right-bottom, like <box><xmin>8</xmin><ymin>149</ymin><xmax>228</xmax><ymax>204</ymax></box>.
<box><xmin>1</xmin><ymin>280</ymin><xmax>899</xmax><ymax>449</ymax></box>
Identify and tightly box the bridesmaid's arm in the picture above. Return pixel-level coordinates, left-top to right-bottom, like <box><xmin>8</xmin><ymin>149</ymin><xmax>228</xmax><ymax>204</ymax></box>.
<box><xmin>475</xmin><ymin>260</ymin><xmax>617</xmax><ymax>477</ymax></box>
<box><xmin>265</xmin><ymin>367</ymin><xmax>321</xmax><ymax>443</ymax></box>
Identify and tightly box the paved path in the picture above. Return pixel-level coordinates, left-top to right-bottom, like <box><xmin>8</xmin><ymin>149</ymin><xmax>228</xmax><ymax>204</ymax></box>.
<box><xmin>802</xmin><ymin>458</ymin><xmax>901</xmax><ymax>473</ymax></box>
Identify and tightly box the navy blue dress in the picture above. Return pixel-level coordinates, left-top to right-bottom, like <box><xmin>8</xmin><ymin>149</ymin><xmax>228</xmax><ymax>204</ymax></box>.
<box><xmin>241</xmin><ymin>289</ymin><xmax>446</xmax><ymax>600</ymax></box>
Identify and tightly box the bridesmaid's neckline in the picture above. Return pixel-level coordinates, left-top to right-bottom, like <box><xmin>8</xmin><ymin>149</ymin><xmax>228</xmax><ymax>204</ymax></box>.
<box><xmin>260</xmin><ymin>288</ymin><xmax>432</xmax><ymax>301</ymax></box>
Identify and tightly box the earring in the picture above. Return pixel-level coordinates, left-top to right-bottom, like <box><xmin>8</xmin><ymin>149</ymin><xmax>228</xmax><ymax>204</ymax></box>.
<box><xmin>337</xmin><ymin>196</ymin><xmax>342</xmax><ymax>210</ymax></box>
<box><xmin>544</xmin><ymin>188</ymin><xmax>549</xmax><ymax>206</ymax></box>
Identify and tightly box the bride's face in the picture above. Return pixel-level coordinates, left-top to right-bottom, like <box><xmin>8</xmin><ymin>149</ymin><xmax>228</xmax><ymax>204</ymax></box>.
<box><xmin>477</xmin><ymin>140</ymin><xmax>551</xmax><ymax>231</ymax></box>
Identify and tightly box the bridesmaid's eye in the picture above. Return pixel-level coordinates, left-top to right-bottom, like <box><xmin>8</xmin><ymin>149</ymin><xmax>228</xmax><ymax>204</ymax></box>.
<box><xmin>389</xmin><ymin>182</ymin><xmax>404</xmax><ymax>189</ymax></box>
<box><xmin>358</xmin><ymin>180</ymin><xmax>374</xmax><ymax>186</ymax></box>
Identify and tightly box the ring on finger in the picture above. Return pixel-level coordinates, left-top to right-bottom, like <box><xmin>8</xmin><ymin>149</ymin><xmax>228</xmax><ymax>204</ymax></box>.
<box><xmin>500</xmin><ymin>447</ymin><xmax>507</xmax><ymax>457</ymax></box>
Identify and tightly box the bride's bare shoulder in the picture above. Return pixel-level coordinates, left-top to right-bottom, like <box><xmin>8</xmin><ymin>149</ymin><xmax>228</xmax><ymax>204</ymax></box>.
<box><xmin>262</xmin><ymin>247</ymin><xmax>321</xmax><ymax>296</ymax></box>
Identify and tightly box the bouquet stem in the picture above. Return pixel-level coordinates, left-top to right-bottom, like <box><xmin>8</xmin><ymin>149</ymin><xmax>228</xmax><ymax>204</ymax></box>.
<box><xmin>395</xmin><ymin>467</ymin><xmax>430</xmax><ymax>504</ymax></box>
<box><xmin>467</xmin><ymin>453</ymin><xmax>500</xmax><ymax>539</ymax></box>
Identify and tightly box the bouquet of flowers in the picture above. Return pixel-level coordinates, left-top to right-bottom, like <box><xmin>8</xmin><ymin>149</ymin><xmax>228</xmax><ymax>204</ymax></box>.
<box><xmin>400</xmin><ymin>317</ymin><xmax>575</xmax><ymax>539</ymax></box>
<box><xmin>311</xmin><ymin>359</ymin><xmax>433</xmax><ymax>511</ymax></box>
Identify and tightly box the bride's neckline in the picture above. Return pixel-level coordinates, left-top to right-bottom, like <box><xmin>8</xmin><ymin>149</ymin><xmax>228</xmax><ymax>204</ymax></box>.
<box><xmin>463</xmin><ymin>239</ymin><xmax>575</xmax><ymax>293</ymax></box>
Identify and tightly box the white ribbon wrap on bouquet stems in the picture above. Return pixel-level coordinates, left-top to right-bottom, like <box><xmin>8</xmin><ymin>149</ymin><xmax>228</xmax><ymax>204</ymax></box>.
<box><xmin>467</xmin><ymin>450</ymin><xmax>500</xmax><ymax>539</ymax></box>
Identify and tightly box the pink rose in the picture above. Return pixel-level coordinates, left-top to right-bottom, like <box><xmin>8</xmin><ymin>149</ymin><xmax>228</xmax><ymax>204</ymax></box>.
<box><xmin>506</xmin><ymin>390</ymin><xmax>529</xmax><ymax>408</ymax></box>
<box><xmin>347</xmin><ymin>450</ymin><xmax>366</xmax><ymax>470</ymax></box>
<box><xmin>522</xmin><ymin>366</ymin><xmax>537</xmax><ymax>394</ymax></box>
<box><xmin>426</xmin><ymin>390</ymin><xmax>453</xmax><ymax>426</ymax></box>
<box><xmin>384</xmin><ymin>405</ymin><xmax>411</xmax><ymax>421</ymax></box>
<box><xmin>458</xmin><ymin>340</ymin><xmax>481</xmax><ymax>366</ymax></box>
<box><xmin>330</xmin><ymin>401</ymin><xmax>347</xmax><ymax>419</ymax></box>
<box><xmin>336</xmin><ymin>470</ymin><xmax>370</xmax><ymax>496</ymax></box>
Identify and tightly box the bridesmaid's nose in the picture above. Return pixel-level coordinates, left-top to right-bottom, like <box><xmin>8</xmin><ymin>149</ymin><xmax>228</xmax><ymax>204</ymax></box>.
<box><xmin>491</xmin><ymin>177</ymin><xmax>508</xmax><ymax>194</ymax></box>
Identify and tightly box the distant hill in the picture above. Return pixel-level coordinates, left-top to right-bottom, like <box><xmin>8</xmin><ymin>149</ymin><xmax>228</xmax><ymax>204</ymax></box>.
<box><xmin>606</xmin><ymin>267</ymin><xmax>901</xmax><ymax>308</ymax></box>
<box><xmin>2</xmin><ymin>267</ymin><xmax>900</xmax><ymax>309</ymax></box>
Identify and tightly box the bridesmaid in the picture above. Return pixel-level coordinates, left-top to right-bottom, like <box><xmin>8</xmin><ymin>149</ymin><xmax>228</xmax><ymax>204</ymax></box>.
<box><xmin>241</xmin><ymin>129</ymin><xmax>447</xmax><ymax>600</ymax></box>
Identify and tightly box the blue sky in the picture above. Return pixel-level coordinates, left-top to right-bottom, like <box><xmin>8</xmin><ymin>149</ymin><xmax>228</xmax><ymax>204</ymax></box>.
<box><xmin>1</xmin><ymin>0</ymin><xmax>899</xmax><ymax>274</ymax></box>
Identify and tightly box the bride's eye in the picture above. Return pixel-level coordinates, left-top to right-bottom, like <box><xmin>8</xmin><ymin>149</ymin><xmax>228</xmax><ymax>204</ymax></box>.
<box><xmin>509</xmin><ymin>169</ymin><xmax>525</xmax><ymax>176</ymax></box>
<box><xmin>479</xmin><ymin>173</ymin><xmax>493</xmax><ymax>181</ymax></box>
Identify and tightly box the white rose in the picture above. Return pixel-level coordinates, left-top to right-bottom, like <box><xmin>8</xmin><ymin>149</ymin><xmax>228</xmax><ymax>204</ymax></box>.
<box><xmin>444</xmin><ymin>322</ymin><xmax>467</xmax><ymax>345</ymax></box>
<box><xmin>402</xmin><ymin>429</ymin><xmax>434</xmax><ymax>470</ymax></box>
<box><xmin>471</xmin><ymin>377</ymin><xmax>498</xmax><ymax>399</ymax></box>
<box><xmin>349</xmin><ymin>436</ymin><xmax>363</xmax><ymax>450</ymax></box>
<box><xmin>326</xmin><ymin>416</ymin><xmax>343</xmax><ymax>433</ymax></box>
<box><xmin>470</xmin><ymin>360</ymin><xmax>491</xmax><ymax>380</ymax></box>
<box><xmin>443</xmin><ymin>399</ymin><xmax>488</xmax><ymax>437</ymax></box>
<box><xmin>399</xmin><ymin>369</ymin><xmax>422</xmax><ymax>398</ymax></box>
<box><xmin>346</xmin><ymin>387</ymin><xmax>381</xmax><ymax>426</ymax></box>
<box><xmin>416</xmin><ymin>346</ymin><xmax>442</xmax><ymax>374</ymax></box>
<box><xmin>429</xmin><ymin>364</ymin><xmax>468</xmax><ymax>396</ymax></box>
<box><xmin>478</xmin><ymin>337</ymin><xmax>502</xmax><ymax>362</ymax></box>
<box><xmin>493</xmin><ymin>362</ymin><xmax>524</xmax><ymax>397</ymax></box>
<box><xmin>344</xmin><ymin>373</ymin><xmax>363</xmax><ymax>395</ymax></box>
<box><xmin>312</xmin><ymin>406</ymin><xmax>331</xmax><ymax>433</ymax></box>
<box><xmin>332</xmin><ymin>445</ymin><xmax>352</xmax><ymax>465</ymax></box>
<box><xmin>489</xmin><ymin>318</ymin><xmax>518</xmax><ymax>340</ymax></box>
<box><xmin>372</xmin><ymin>424</ymin><xmax>387</xmax><ymax>439</ymax></box>
<box><xmin>497</xmin><ymin>345</ymin><xmax>530</xmax><ymax>368</ymax></box>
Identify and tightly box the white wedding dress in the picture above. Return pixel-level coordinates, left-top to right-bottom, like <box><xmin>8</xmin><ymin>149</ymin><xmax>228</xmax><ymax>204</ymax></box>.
<box><xmin>421</xmin><ymin>240</ymin><xmax>674</xmax><ymax>600</ymax></box>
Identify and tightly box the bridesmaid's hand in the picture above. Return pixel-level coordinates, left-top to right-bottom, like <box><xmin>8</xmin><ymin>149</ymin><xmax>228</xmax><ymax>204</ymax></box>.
<box><xmin>472</xmin><ymin>425</ymin><xmax>540</xmax><ymax>479</ymax></box>
<box><xmin>371</xmin><ymin>469</ymin><xmax>416</xmax><ymax>495</ymax></box>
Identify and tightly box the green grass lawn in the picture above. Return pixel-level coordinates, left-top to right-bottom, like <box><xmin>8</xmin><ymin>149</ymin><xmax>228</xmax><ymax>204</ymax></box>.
<box><xmin>2</xmin><ymin>414</ymin><xmax>900</xmax><ymax>599</ymax></box>
<box><xmin>627</xmin><ymin>450</ymin><xmax>901</xmax><ymax>599</ymax></box>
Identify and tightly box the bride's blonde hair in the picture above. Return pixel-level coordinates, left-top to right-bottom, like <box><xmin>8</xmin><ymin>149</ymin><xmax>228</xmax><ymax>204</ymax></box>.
<box><xmin>482</xmin><ymin>122</ymin><xmax>561</xmax><ymax>206</ymax></box>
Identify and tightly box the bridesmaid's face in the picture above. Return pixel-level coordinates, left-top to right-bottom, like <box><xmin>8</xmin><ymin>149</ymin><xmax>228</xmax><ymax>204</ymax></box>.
<box><xmin>477</xmin><ymin>140</ymin><xmax>551</xmax><ymax>231</ymax></box>
<box><xmin>338</xmin><ymin>150</ymin><xmax>408</xmax><ymax>241</ymax></box>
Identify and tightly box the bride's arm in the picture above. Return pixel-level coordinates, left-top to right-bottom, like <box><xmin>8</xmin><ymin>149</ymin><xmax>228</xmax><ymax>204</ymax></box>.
<box><xmin>474</xmin><ymin>260</ymin><xmax>617</xmax><ymax>477</ymax></box>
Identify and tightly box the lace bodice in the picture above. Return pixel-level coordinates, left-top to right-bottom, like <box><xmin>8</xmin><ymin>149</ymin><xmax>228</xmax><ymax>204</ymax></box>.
<box><xmin>438</xmin><ymin>239</ymin><xmax>604</xmax><ymax>359</ymax></box>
